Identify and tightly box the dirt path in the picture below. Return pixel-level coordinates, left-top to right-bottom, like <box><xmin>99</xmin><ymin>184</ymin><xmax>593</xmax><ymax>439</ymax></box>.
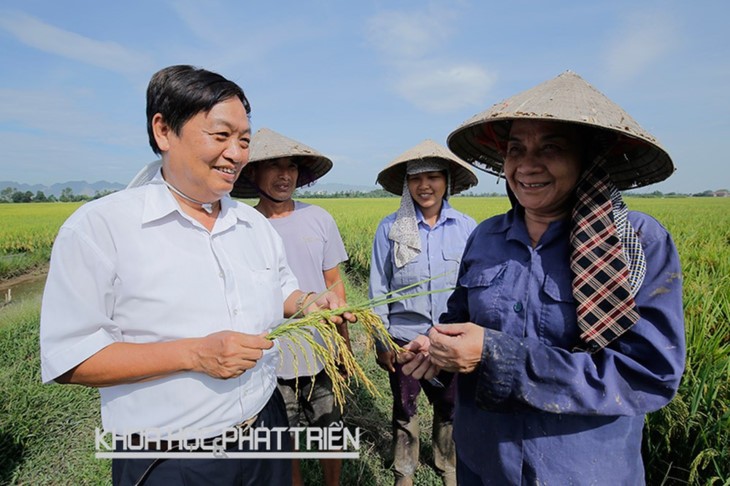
<box><xmin>0</xmin><ymin>264</ymin><xmax>49</xmax><ymax>292</ymax></box>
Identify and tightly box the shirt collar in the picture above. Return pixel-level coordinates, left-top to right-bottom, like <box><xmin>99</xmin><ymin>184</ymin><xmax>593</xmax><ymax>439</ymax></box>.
<box><xmin>482</xmin><ymin>208</ymin><xmax>515</xmax><ymax>235</ymax></box>
<box><xmin>503</xmin><ymin>209</ymin><xmax>569</xmax><ymax>247</ymax></box>
<box><xmin>415</xmin><ymin>199</ymin><xmax>456</xmax><ymax>227</ymax></box>
<box><xmin>140</xmin><ymin>169</ymin><xmax>252</xmax><ymax>230</ymax></box>
<box><xmin>141</xmin><ymin>172</ymin><xmax>179</xmax><ymax>224</ymax></box>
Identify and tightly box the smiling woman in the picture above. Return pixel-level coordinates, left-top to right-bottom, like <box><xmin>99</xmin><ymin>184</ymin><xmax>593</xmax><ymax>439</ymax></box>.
<box><xmin>369</xmin><ymin>139</ymin><xmax>478</xmax><ymax>485</ymax></box>
<box><xmin>503</xmin><ymin>119</ymin><xmax>584</xmax><ymax>243</ymax></box>
<box><xmin>397</xmin><ymin>71</ymin><xmax>687</xmax><ymax>485</ymax></box>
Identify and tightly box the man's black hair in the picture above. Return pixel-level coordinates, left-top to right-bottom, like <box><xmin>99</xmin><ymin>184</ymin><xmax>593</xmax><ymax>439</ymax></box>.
<box><xmin>146</xmin><ymin>65</ymin><xmax>251</xmax><ymax>155</ymax></box>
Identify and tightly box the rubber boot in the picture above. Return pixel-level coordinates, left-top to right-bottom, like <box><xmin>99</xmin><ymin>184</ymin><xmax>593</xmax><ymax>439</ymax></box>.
<box><xmin>392</xmin><ymin>416</ymin><xmax>419</xmax><ymax>485</ymax></box>
<box><xmin>432</xmin><ymin>414</ymin><xmax>456</xmax><ymax>486</ymax></box>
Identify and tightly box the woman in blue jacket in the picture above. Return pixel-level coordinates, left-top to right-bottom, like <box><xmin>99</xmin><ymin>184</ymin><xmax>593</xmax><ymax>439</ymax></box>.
<box><xmin>401</xmin><ymin>72</ymin><xmax>685</xmax><ymax>485</ymax></box>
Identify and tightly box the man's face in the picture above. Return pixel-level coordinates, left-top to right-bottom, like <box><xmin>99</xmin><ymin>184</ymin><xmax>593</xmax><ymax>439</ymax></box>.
<box><xmin>155</xmin><ymin>97</ymin><xmax>251</xmax><ymax>202</ymax></box>
<box><xmin>503</xmin><ymin>119</ymin><xmax>583</xmax><ymax>220</ymax></box>
<box><xmin>252</xmin><ymin>157</ymin><xmax>299</xmax><ymax>202</ymax></box>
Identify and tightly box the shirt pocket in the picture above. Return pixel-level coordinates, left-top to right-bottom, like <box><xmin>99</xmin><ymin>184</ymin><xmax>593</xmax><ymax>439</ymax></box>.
<box><xmin>539</xmin><ymin>271</ymin><xmax>579</xmax><ymax>346</ymax></box>
<box><xmin>441</xmin><ymin>248</ymin><xmax>462</xmax><ymax>286</ymax></box>
<box><xmin>391</xmin><ymin>256</ymin><xmax>419</xmax><ymax>288</ymax></box>
<box><xmin>248</xmin><ymin>267</ymin><xmax>283</xmax><ymax>334</ymax></box>
<box><xmin>459</xmin><ymin>263</ymin><xmax>508</xmax><ymax>328</ymax></box>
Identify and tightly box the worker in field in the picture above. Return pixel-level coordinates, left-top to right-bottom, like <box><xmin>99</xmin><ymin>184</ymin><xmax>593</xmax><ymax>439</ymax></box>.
<box><xmin>400</xmin><ymin>71</ymin><xmax>686</xmax><ymax>484</ymax></box>
<box><xmin>368</xmin><ymin>140</ymin><xmax>478</xmax><ymax>486</ymax></box>
<box><xmin>233</xmin><ymin>127</ymin><xmax>350</xmax><ymax>486</ymax></box>
<box><xmin>39</xmin><ymin>64</ymin><xmax>354</xmax><ymax>486</ymax></box>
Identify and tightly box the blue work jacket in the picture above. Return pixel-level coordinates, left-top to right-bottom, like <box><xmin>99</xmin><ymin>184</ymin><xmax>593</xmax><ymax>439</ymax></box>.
<box><xmin>442</xmin><ymin>209</ymin><xmax>685</xmax><ymax>485</ymax></box>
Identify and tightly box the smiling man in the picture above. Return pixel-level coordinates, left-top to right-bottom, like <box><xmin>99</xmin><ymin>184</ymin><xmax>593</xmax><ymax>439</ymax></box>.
<box><xmin>39</xmin><ymin>65</ymin><xmax>352</xmax><ymax>486</ymax></box>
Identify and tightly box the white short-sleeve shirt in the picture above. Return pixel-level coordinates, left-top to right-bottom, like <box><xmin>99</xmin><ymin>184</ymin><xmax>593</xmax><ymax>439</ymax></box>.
<box><xmin>40</xmin><ymin>173</ymin><xmax>299</xmax><ymax>437</ymax></box>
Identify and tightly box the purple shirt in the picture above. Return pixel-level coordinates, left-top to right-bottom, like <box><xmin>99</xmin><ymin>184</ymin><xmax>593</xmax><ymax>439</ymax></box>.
<box><xmin>269</xmin><ymin>201</ymin><xmax>348</xmax><ymax>379</ymax></box>
<box><xmin>442</xmin><ymin>209</ymin><xmax>685</xmax><ymax>484</ymax></box>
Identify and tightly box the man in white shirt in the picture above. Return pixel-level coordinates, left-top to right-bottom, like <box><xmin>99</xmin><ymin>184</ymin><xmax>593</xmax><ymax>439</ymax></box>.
<box><xmin>39</xmin><ymin>65</ymin><xmax>351</xmax><ymax>486</ymax></box>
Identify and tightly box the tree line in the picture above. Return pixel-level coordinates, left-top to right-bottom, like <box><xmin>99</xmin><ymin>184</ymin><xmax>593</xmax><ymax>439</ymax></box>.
<box><xmin>294</xmin><ymin>189</ymin><xmax>508</xmax><ymax>198</ymax></box>
<box><xmin>1</xmin><ymin>186</ymin><xmax>726</xmax><ymax>203</ymax></box>
<box><xmin>0</xmin><ymin>187</ymin><xmax>117</xmax><ymax>203</ymax></box>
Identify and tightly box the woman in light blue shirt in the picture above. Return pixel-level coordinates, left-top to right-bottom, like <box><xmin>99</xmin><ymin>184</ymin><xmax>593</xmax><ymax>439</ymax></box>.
<box><xmin>369</xmin><ymin>139</ymin><xmax>478</xmax><ymax>486</ymax></box>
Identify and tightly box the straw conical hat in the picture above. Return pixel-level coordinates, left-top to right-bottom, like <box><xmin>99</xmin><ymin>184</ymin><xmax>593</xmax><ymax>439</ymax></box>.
<box><xmin>447</xmin><ymin>71</ymin><xmax>674</xmax><ymax>190</ymax></box>
<box><xmin>376</xmin><ymin>139</ymin><xmax>479</xmax><ymax>195</ymax></box>
<box><xmin>231</xmin><ymin>128</ymin><xmax>333</xmax><ymax>198</ymax></box>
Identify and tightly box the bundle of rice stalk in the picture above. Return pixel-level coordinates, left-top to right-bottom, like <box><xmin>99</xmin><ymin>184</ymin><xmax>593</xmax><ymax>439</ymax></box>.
<box><xmin>268</xmin><ymin>278</ymin><xmax>455</xmax><ymax>410</ymax></box>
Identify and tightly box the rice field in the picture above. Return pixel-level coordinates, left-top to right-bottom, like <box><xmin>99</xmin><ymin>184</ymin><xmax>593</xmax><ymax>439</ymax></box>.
<box><xmin>0</xmin><ymin>202</ymin><xmax>83</xmax><ymax>279</ymax></box>
<box><xmin>0</xmin><ymin>197</ymin><xmax>728</xmax><ymax>484</ymax></box>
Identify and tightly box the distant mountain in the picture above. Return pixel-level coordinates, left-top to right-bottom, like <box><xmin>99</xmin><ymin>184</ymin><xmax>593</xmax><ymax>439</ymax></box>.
<box><xmin>0</xmin><ymin>180</ymin><xmax>125</xmax><ymax>198</ymax></box>
<box><xmin>295</xmin><ymin>182</ymin><xmax>379</xmax><ymax>195</ymax></box>
<box><xmin>0</xmin><ymin>180</ymin><xmax>379</xmax><ymax>198</ymax></box>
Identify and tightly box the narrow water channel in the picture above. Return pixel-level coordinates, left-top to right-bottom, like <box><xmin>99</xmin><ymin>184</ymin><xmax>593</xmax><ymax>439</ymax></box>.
<box><xmin>0</xmin><ymin>272</ymin><xmax>47</xmax><ymax>312</ymax></box>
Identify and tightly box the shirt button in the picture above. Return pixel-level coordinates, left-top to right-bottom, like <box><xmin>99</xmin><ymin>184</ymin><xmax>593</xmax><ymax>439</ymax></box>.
<box><xmin>233</xmin><ymin>309</ymin><xmax>239</xmax><ymax>315</ymax></box>
<box><xmin>513</xmin><ymin>301</ymin><xmax>523</xmax><ymax>312</ymax></box>
<box><xmin>219</xmin><ymin>272</ymin><xmax>224</xmax><ymax>278</ymax></box>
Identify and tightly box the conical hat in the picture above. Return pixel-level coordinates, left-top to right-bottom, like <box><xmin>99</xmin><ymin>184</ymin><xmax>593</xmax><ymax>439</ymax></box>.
<box><xmin>231</xmin><ymin>128</ymin><xmax>333</xmax><ymax>198</ymax></box>
<box><xmin>376</xmin><ymin>139</ymin><xmax>479</xmax><ymax>195</ymax></box>
<box><xmin>447</xmin><ymin>71</ymin><xmax>674</xmax><ymax>190</ymax></box>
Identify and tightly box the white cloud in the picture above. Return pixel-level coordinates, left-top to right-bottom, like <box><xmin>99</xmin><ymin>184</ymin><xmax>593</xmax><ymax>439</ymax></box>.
<box><xmin>0</xmin><ymin>11</ymin><xmax>154</xmax><ymax>77</ymax></box>
<box><xmin>166</xmin><ymin>0</ymin><xmax>306</xmax><ymax>72</ymax></box>
<box><xmin>167</xmin><ymin>0</ymin><xmax>233</xmax><ymax>47</ymax></box>
<box><xmin>365</xmin><ymin>5</ymin><xmax>495</xmax><ymax>113</ymax></box>
<box><xmin>395</xmin><ymin>61</ymin><xmax>496</xmax><ymax>113</ymax></box>
<box><xmin>366</xmin><ymin>9</ymin><xmax>453</xmax><ymax>61</ymax></box>
<box><xmin>0</xmin><ymin>88</ymin><xmax>142</xmax><ymax>148</ymax></box>
<box><xmin>604</xmin><ymin>10</ymin><xmax>678</xmax><ymax>82</ymax></box>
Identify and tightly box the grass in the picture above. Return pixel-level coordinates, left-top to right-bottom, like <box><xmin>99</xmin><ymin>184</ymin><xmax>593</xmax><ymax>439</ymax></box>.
<box><xmin>0</xmin><ymin>297</ymin><xmax>108</xmax><ymax>485</ymax></box>
<box><xmin>0</xmin><ymin>274</ymin><xmax>446</xmax><ymax>485</ymax></box>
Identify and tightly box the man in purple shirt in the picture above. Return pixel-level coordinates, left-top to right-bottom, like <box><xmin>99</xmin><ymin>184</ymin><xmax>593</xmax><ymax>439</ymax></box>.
<box><xmin>233</xmin><ymin>128</ymin><xmax>350</xmax><ymax>486</ymax></box>
<box><xmin>401</xmin><ymin>72</ymin><xmax>685</xmax><ymax>484</ymax></box>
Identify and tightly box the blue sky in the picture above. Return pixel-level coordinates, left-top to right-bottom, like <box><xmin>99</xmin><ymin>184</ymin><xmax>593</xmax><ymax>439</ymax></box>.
<box><xmin>0</xmin><ymin>0</ymin><xmax>728</xmax><ymax>194</ymax></box>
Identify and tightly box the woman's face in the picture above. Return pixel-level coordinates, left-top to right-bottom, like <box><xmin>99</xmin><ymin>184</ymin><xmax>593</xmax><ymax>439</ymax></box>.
<box><xmin>407</xmin><ymin>171</ymin><xmax>447</xmax><ymax>212</ymax></box>
<box><xmin>503</xmin><ymin>119</ymin><xmax>584</xmax><ymax>221</ymax></box>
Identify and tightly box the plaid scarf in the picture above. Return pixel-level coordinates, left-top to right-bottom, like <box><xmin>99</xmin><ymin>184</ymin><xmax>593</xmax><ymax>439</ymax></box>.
<box><xmin>570</xmin><ymin>165</ymin><xmax>646</xmax><ymax>352</ymax></box>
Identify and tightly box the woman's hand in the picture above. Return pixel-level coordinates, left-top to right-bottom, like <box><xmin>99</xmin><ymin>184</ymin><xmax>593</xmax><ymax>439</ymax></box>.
<box><xmin>428</xmin><ymin>323</ymin><xmax>485</xmax><ymax>373</ymax></box>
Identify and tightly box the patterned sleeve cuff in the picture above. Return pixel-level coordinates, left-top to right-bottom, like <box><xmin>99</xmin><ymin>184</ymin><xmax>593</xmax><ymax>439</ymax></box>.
<box><xmin>475</xmin><ymin>328</ymin><xmax>525</xmax><ymax>409</ymax></box>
